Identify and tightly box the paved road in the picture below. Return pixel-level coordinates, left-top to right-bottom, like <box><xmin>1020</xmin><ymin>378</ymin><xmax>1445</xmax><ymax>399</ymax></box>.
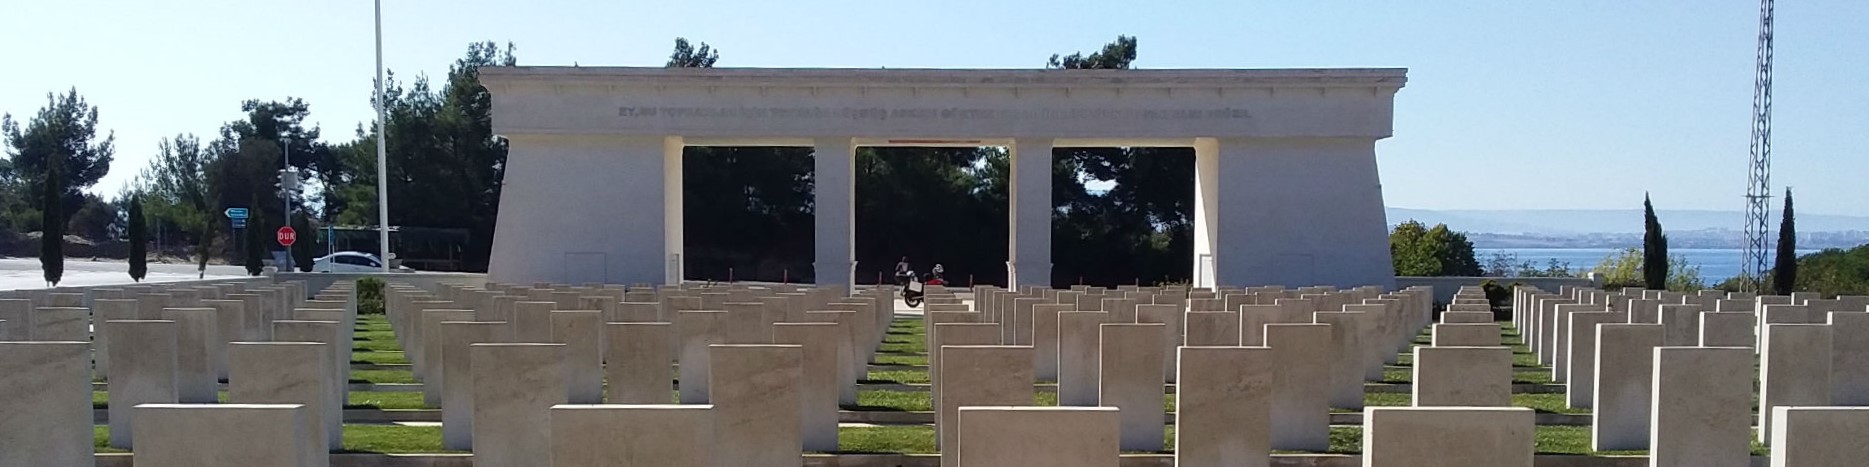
<box><xmin>0</xmin><ymin>258</ymin><xmax>248</xmax><ymax>290</ymax></box>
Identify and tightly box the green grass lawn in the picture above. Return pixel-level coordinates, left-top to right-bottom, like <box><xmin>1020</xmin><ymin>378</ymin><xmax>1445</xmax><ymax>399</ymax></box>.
<box><xmin>93</xmin><ymin>425</ymin><xmax>454</xmax><ymax>454</ymax></box>
<box><xmin>349</xmin><ymin>370</ymin><xmax>418</xmax><ymax>384</ymax></box>
<box><xmin>346</xmin><ymin>391</ymin><xmax>432</xmax><ymax>410</ymax></box>
<box><xmin>93</xmin><ymin>422</ymin><xmax>1770</xmax><ymax>456</ymax></box>
<box><xmin>76</xmin><ymin>309</ymin><xmax>1779</xmax><ymax>457</ymax></box>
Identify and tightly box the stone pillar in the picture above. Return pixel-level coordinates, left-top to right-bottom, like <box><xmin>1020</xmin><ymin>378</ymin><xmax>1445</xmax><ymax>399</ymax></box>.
<box><xmin>709</xmin><ymin>344</ymin><xmax>803</xmax><ymax>467</ymax></box>
<box><xmin>1362</xmin><ymin>407</ymin><xmax>1534</xmax><ymax>467</ymax></box>
<box><xmin>153</xmin><ymin>308</ymin><xmax>215</xmax><ymax>404</ymax></box>
<box><xmin>472</xmin><ymin>343</ymin><xmax>566</xmax><ymax>467</ymax></box>
<box><xmin>201</xmin><ymin>299</ymin><xmax>246</xmax><ymax>378</ymax></box>
<box><xmin>1193</xmin><ymin>137</ymin><xmax>1395</xmax><ymax>289</ymax></box>
<box><xmin>956</xmin><ymin>407</ymin><xmax>1119</xmax><ymax>467</ymax></box>
<box><xmin>549</xmin><ymin>404</ymin><xmax>713</xmax><ymax>467</ymax></box>
<box><xmin>675</xmin><ymin>310</ymin><xmax>725</xmax><ymax>403</ymax></box>
<box><xmin>0</xmin><ymin>342</ymin><xmax>92</xmax><ymax>466</ymax></box>
<box><xmin>441</xmin><ymin>321</ymin><xmax>510</xmax><ymax>450</ymax></box>
<box><xmin>1100</xmin><ymin>323</ymin><xmax>1166</xmax><ymax>451</ymax></box>
<box><xmin>1699</xmin><ymin>312</ymin><xmax>1756</xmax><ymax>348</ymax></box>
<box><xmin>1651</xmin><ymin>346</ymin><xmax>1752</xmax><ymax>467</ymax></box>
<box><xmin>1564</xmin><ymin>311</ymin><xmax>1618</xmax><ymax>408</ymax></box>
<box><xmin>550</xmin><ymin>310</ymin><xmax>604</xmax><ymax>404</ymax></box>
<box><xmin>227</xmin><ymin>293</ymin><xmax>267</xmax><ymax>341</ymax></box>
<box><xmin>90</xmin><ymin>299</ymin><xmax>138</xmax><ymax>378</ymax></box>
<box><xmin>1659</xmin><ymin>304</ymin><xmax>1703</xmax><ymax>346</ymax></box>
<box><xmin>512</xmin><ymin>301</ymin><xmax>557</xmax><ymax>342</ymax></box>
<box><xmin>1589</xmin><ymin>323</ymin><xmax>1661</xmax><ymax>451</ymax></box>
<box><xmin>813</xmin><ymin>137</ymin><xmax>856</xmax><ymax>287</ymax></box>
<box><xmin>1032</xmin><ymin>303</ymin><xmax>1070</xmax><ymax>381</ymax></box>
<box><xmin>1431</xmin><ymin>323</ymin><xmax>1499</xmax><ymax>346</ymax></box>
<box><xmin>1009</xmin><ymin>138</ymin><xmax>1053</xmax><ymax>289</ymax></box>
<box><xmin>1769</xmin><ymin>407</ymin><xmax>1869</xmax><ymax>467</ymax></box>
<box><xmin>804</xmin><ymin>310</ymin><xmax>861</xmax><ymax>405</ymax></box>
<box><xmin>1312</xmin><ymin>311</ymin><xmax>1368</xmax><ymax>409</ymax></box>
<box><xmin>1412</xmin><ymin>346</ymin><xmax>1510</xmax><ymax>406</ymax></box>
<box><xmin>1265</xmin><ymin>323</ymin><xmax>1331</xmax><ymax>452</ymax></box>
<box><xmin>1056</xmin><ymin>311</ymin><xmax>1109</xmax><ymax>406</ymax></box>
<box><xmin>772</xmin><ymin>322</ymin><xmax>843</xmax><ymax>452</ymax></box>
<box><xmin>935</xmin><ymin>345</ymin><xmax>1034</xmax><ymax>465</ymax></box>
<box><xmin>274</xmin><ymin>320</ymin><xmax>348</xmax><ymax>408</ymax></box>
<box><xmin>229</xmin><ymin>342</ymin><xmax>336</xmax><ymax>452</ymax></box>
<box><xmin>1175</xmin><ymin>346</ymin><xmax>1271</xmax><ymax>467</ymax></box>
<box><xmin>1136</xmin><ymin>304</ymin><xmax>1181</xmax><ymax>382</ymax></box>
<box><xmin>1759</xmin><ymin>323</ymin><xmax>1833</xmax><ymax>444</ymax></box>
<box><xmin>1184</xmin><ymin>311</ymin><xmax>1241</xmax><ymax>346</ymax></box>
<box><xmin>0</xmin><ymin>299</ymin><xmax>28</xmax><ymax>341</ymax></box>
<box><xmin>604</xmin><ymin>322</ymin><xmax>672</xmax><ymax>404</ymax></box>
<box><xmin>135</xmin><ymin>293</ymin><xmax>172</xmax><ymax>319</ymax></box>
<box><xmin>417</xmin><ymin>308</ymin><xmax>473</xmax><ymax>404</ymax></box>
<box><xmin>106</xmin><ymin>319</ymin><xmax>177</xmax><ymax>449</ymax></box>
<box><xmin>131</xmin><ymin>404</ymin><xmax>322</xmax><ymax>467</ymax></box>
<box><xmin>489</xmin><ymin>135</ymin><xmax>681</xmax><ymax>285</ymax></box>
<box><xmin>1828</xmin><ymin>312</ymin><xmax>1869</xmax><ymax>405</ymax></box>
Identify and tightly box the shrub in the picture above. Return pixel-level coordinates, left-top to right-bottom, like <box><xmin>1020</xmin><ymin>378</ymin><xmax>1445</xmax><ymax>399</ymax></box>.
<box><xmin>1480</xmin><ymin>279</ymin><xmax>1511</xmax><ymax>309</ymax></box>
<box><xmin>356</xmin><ymin>277</ymin><xmax>386</xmax><ymax>315</ymax></box>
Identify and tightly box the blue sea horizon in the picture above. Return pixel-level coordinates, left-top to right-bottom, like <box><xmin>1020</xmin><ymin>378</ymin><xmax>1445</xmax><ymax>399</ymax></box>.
<box><xmin>1474</xmin><ymin>248</ymin><xmax>1822</xmax><ymax>284</ymax></box>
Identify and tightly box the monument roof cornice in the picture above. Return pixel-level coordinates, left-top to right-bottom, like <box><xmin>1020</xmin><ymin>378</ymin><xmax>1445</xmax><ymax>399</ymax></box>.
<box><xmin>480</xmin><ymin>66</ymin><xmax>1407</xmax><ymax>90</ymax></box>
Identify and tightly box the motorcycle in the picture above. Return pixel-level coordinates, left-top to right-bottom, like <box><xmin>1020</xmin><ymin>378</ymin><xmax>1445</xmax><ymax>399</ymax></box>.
<box><xmin>900</xmin><ymin>271</ymin><xmax>925</xmax><ymax>308</ymax></box>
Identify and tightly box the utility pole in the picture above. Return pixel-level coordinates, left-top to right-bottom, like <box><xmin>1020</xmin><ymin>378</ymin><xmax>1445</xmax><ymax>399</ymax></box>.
<box><xmin>374</xmin><ymin>0</ymin><xmax>392</xmax><ymax>272</ymax></box>
<box><xmin>282</xmin><ymin>136</ymin><xmax>294</xmax><ymax>272</ymax></box>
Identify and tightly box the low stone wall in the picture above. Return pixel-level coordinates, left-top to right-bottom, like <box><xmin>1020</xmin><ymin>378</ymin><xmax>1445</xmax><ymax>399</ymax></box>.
<box><xmin>88</xmin><ymin>453</ymin><xmax>1773</xmax><ymax>467</ymax></box>
<box><xmin>0</xmin><ymin>276</ymin><xmax>275</xmax><ymax>306</ymax></box>
<box><xmin>272</xmin><ymin>272</ymin><xmax>487</xmax><ymax>296</ymax></box>
<box><xmin>1396</xmin><ymin>276</ymin><xmax>1599</xmax><ymax>305</ymax></box>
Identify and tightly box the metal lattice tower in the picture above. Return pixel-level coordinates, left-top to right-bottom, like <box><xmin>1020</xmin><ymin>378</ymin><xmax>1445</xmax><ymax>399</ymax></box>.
<box><xmin>1742</xmin><ymin>0</ymin><xmax>1776</xmax><ymax>292</ymax></box>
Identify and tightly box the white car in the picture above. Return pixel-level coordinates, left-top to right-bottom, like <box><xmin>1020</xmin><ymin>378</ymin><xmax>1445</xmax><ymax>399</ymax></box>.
<box><xmin>312</xmin><ymin>252</ymin><xmax>387</xmax><ymax>273</ymax></box>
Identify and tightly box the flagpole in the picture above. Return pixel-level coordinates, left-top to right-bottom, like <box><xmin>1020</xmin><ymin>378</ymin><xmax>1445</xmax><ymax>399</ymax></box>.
<box><xmin>373</xmin><ymin>0</ymin><xmax>391</xmax><ymax>272</ymax></box>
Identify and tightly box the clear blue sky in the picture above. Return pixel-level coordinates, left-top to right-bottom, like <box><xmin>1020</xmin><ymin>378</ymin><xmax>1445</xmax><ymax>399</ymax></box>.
<box><xmin>4</xmin><ymin>1</ymin><xmax>1864</xmax><ymax>215</ymax></box>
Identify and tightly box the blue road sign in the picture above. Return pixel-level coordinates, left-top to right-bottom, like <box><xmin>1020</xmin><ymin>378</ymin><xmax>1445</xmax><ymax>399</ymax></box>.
<box><xmin>225</xmin><ymin>207</ymin><xmax>249</xmax><ymax>219</ymax></box>
<box><xmin>231</xmin><ymin>218</ymin><xmax>248</xmax><ymax>229</ymax></box>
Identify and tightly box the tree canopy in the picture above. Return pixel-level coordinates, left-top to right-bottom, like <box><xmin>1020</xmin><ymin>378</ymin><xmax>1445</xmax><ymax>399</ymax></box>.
<box><xmin>2</xmin><ymin>89</ymin><xmax>115</xmax><ymax>214</ymax></box>
<box><xmin>1389</xmin><ymin>220</ymin><xmax>1482</xmax><ymax>277</ymax></box>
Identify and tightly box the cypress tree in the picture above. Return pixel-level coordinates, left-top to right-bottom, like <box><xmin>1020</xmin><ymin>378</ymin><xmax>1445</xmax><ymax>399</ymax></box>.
<box><xmin>292</xmin><ymin>212</ymin><xmax>314</xmax><ymax>272</ymax></box>
<box><xmin>245</xmin><ymin>197</ymin><xmax>266</xmax><ymax>276</ymax></box>
<box><xmin>1642</xmin><ymin>194</ymin><xmax>1668</xmax><ymax>290</ymax></box>
<box><xmin>1772</xmin><ymin>188</ymin><xmax>1797</xmax><ymax>295</ymax></box>
<box><xmin>127</xmin><ymin>195</ymin><xmax>147</xmax><ymax>282</ymax></box>
<box><xmin>41</xmin><ymin>159</ymin><xmax>64</xmax><ymax>286</ymax></box>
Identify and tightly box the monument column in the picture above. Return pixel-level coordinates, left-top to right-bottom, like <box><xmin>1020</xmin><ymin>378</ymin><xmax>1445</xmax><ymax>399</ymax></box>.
<box><xmin>1195</xmin><ymin>137</ymin><xmax>1395</xmax><ymax>289</ymax></box>
<box><xmin>1009</xmin><ymin>138</ymin><xmax>1054</xmax><ymax>289</ymax></box>
<box><xmin>488</xmin><ymin>134</ymin><xmax>684</xmax><ymax>285</ymax></box>
<box><xmin>814</xmin><ymin>137</ymin><xmax>857</xmax><ymax>288</ymax></box>
<box><xmin>1193</xmin><ymin>138</ymin><xmax>1220</xmax><ymax>289</ymax></box>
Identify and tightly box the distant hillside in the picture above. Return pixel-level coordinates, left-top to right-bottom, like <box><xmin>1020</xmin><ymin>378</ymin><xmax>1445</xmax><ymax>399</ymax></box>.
<box><xmin>1386</xmin><ymin>208</ymin><xmax>1869</xmax><ymax>235</ymax></box>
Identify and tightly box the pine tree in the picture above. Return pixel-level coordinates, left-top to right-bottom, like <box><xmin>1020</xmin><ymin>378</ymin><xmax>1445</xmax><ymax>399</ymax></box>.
<box><xmin>127</xmin><ymin>195</ymin><xmax>147</xmax><ymax>282</ymax></box>
<box><xmin>1772</xmin><ymin>188</ymin><xmax>1797</xmax><ymax>295</ymax></box>
<box><xmin>40</xmin><ymin>160</ymin><xmax>65</xmax><ymax>286</ymax></box>
<box><xmin>1642</xmin><ymin>194</ymin><xmax>1668</xmax><ymax>290</ymax></box>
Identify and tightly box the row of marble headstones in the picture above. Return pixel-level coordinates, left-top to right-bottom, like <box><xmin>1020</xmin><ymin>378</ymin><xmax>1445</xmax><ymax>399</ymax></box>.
<box><xmin>375</xmin><ymin>280</ymin><xmax>902</xmax><ymax>466</ymax></box>
<box><xmin>1510</xmin><ymin>285</ymin><xmax>1869</xmax><ymax>466</ymax></box>
<box><xmin>0</xmin><ymin>279</ymin><xmax>363</xmax><ymax>467</ymax></box>
<box><xmin>908</xmin><ymin>283</ymin><xmax>1438</xmax><ymax>466</ymax></box>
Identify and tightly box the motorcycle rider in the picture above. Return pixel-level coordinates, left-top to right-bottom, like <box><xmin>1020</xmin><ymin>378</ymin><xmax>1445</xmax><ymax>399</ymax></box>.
<box><xmin>894</xmin><ymin>256</ymin><xmax>912</xmax><ymax>286</ymax></box>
